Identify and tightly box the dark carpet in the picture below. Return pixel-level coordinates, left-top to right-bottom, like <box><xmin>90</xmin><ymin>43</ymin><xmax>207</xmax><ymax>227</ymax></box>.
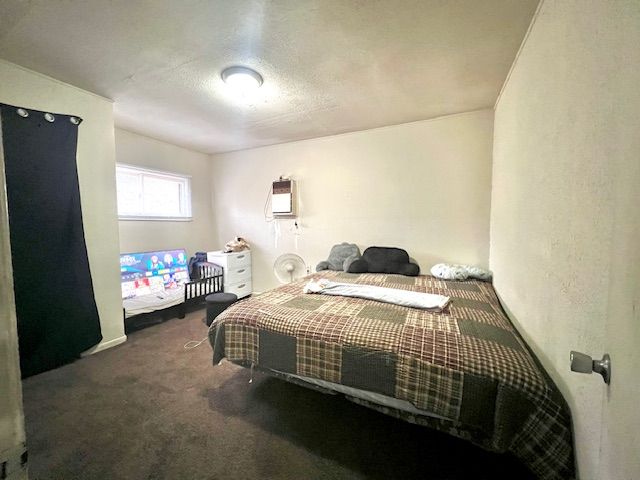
<box><xmin>22</xmin><ymin>308</ymin><xmax>535</xmax><ymax>480</ymax></box>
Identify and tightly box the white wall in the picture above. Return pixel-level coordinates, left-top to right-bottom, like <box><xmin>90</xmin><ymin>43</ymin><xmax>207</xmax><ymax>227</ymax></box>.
<box><xmin>115</xmin><ymin>128</ymin><xmax>215</xmax><ymax>256</ymax></box>
<box><xmin>490</xmin><ymin>1</ymin><xmax>640</xmax><ymax>479</ymax></box>
<box><xmin>115</xmin><ymin>128</ymin><xmax>215</xmax><ymax>255</ymax></box>
<box><xmin>0</xmin><ymin>59</ymin><xmax>125</xmax><ymax>352</ymax></box>
<box><xmin>211</xmin><ymin>109</ymin><xmax>493</xmax><ymax>292</ymax></box>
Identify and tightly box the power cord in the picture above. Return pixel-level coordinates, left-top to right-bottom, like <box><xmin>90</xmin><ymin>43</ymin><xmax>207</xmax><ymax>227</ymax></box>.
<box><xmin>263</xmin><ymin>184</ymin><xmax>274</xmax><ymax>222</ymax></box>
<box><xmin>184</xmin><ymin>336</ymin><xmax>208</xmax><ymax>349</ymax></box>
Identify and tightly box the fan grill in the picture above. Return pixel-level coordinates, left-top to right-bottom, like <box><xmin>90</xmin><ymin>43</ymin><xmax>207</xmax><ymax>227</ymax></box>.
<box><xmin>274</xmin><ymin>253</ymin><xmax>306</xmax><ymax>283</ymax></box>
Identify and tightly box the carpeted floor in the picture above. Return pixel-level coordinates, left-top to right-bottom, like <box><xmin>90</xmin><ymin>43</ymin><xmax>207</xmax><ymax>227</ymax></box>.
<box><xmin>22</xmin><ymin>309</ymin><xmax>534</xmax><ymax>480</ymax></box>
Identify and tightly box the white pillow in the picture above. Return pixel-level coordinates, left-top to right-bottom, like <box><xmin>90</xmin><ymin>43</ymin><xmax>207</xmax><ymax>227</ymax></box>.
<box><xmin>430</xmin><ymin>263</ymin><xmax>492</xmax><ymax>281</ymax></box>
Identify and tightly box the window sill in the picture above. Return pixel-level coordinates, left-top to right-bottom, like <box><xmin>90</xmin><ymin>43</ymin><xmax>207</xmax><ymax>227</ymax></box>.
<box><xmin>118</xmin><ymin>216</ymin><xmax>193</xmax><ymax>222</ymax></box>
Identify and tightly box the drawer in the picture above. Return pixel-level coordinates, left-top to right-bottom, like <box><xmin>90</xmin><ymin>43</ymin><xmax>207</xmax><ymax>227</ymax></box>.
<box><xmin>207</xmin><ymin>250</ymin><xmax>251</xmax><ymax>270</ymax></box>
<box><xmin>227</xmin><ymin>251</ymin><xmax>251</xmax><ymax>269</ymax></box>
<box><xmin>226</xmin><ymin>280</ymin><xmax>252</xmax><ymax>299</ymax></box>
<box><xmin>224</xmin><ymin>265</ymin><xmax>251</xmax><ymax>285</ymax></box>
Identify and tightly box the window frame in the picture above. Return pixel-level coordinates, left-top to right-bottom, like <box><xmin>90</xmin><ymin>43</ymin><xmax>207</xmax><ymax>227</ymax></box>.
<box><xmin>116</xmin><ymin>163</ymin><xmax>193</xmax><ymax>222</ymax></box>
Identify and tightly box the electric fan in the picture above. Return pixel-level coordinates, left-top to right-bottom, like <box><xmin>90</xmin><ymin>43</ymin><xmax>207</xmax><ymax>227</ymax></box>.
<box><xmin>273</xmin><ymin>253</ymin><xmax>307</xmax><ymax>283</ymax></box>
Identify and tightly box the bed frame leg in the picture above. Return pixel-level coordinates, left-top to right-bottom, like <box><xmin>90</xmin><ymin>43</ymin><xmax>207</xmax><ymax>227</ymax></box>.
<box><xmin>178</xmin><ymin>302</ymin><xmax>186</xmax><ymax>319</ymax></box>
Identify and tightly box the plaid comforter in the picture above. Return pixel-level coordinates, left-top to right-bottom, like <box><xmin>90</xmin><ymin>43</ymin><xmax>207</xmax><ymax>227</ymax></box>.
<box><xmin>209</xmin><ymin>271</ymin><xmax>575</xmax><ymax>480</ymax></box>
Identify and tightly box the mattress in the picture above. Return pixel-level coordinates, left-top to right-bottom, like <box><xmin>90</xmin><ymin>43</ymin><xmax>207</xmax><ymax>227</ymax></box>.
<box><xmin>208</xmin><ymin>271</ymin><xmax>575</xmax><ymax>480</ymax></box>
<box><xmin>123</xmin><ymin>287</ymin><xmax>183</xmax><ymax>318</ymax></box>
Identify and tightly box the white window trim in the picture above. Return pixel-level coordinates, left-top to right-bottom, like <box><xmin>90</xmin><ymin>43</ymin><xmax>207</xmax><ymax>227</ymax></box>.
<box><xmin>116</xmin><ymin>163</ymin><xmax>193</xmax><ymax>221</ymax></box>
<box><xmin>118</xmin><ymin>215</ymin><xmax>193</xmax><ymax>222</ymax></box>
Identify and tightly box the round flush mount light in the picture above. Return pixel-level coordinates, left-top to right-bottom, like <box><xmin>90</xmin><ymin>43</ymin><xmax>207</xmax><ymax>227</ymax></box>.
<box><xmin>221</xmin><ymin>66</ymin><xmax>263</xmax><ymax>91</ymax></box>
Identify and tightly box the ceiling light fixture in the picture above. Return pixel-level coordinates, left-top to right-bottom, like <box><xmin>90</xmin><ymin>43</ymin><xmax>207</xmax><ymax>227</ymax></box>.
<box><xmin>221</xmin><ymin>66</ymin><xmax>263</xmax><ymax>91</ymax></box>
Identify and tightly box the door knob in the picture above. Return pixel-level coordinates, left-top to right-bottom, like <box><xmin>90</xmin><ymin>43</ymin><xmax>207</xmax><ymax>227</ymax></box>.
<box><xmin>570</xmin><ymin>351</ymin><xmax>611</xmax><ymax>384</ymax></box>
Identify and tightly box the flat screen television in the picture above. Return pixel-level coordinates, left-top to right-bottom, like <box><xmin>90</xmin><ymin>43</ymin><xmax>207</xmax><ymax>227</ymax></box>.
<box><xmin>120</xmin><ymin>249</ymin><xmax>190</xmax><ymax>299</ymax></box>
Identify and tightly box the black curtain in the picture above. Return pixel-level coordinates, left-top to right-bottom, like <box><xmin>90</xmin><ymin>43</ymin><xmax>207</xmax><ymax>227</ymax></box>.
<box><xmin>1</xmin><ymin>104</ymin><xmax>102</xmax><ymax>378</ymax></box>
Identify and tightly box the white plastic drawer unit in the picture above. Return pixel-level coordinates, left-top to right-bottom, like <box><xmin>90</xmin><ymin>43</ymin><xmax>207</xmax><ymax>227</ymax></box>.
<box><xmin>206</xmin><ymin>250</ymin><xmax>252</xmax><ymax>298</ymax></box>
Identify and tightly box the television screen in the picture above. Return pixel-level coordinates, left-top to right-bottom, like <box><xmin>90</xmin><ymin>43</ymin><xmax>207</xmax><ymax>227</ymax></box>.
<box><xmin>120</xmin><ymin>249</ymin><xmax>190</xmax><ymax>299</ymax></box>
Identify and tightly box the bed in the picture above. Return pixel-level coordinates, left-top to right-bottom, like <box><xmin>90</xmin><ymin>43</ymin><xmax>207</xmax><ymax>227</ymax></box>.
<box><xmin>208</xmin><ymin>270</ymin><xmax>575</xmax><ymax>480</ymax></box>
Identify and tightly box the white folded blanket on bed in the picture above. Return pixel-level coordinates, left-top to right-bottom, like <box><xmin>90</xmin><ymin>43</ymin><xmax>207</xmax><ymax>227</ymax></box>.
<box><xmin>303</xmin><ymin>279</ymin><xmax>450</xmax><ymax>311</ymax></box>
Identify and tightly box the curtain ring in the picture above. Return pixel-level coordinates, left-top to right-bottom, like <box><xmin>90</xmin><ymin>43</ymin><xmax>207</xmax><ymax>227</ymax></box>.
<box><xmin>70</xmin><ymin>116</ymin><xmax>80</xmax><ymax>125</ymax></box>
<box><xmin>44</xmin><ymin>113</ymin><xmax>55</xmax><ymax>122</ymax></box>
<box><xmin>16</xmin><ymin>108</ymin><xmax>29</xmax><ymax>118</ymax></box>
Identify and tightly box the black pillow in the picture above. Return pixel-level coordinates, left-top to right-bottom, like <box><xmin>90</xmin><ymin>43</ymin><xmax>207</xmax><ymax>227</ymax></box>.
<box><xmin>347</xmin><ymin>246</ymin><xmax>420</xmax><ymax>276</ymax></box>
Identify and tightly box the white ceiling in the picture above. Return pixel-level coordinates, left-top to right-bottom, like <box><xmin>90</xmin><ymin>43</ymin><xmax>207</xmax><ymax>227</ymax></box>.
<box><xmin>0</xmin><ymin>0</ymin><xmax>538</xmax><ymax>154</ymax></box>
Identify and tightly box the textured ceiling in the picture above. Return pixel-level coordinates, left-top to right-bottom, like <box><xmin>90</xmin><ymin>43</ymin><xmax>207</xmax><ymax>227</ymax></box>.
<box><xmin>0</xmin><ymin>0</ymin><xmax>538</xmax><ymax>154</ymax></box>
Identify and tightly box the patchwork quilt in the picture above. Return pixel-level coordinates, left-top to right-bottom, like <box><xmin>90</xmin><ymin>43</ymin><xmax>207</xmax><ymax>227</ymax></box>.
<box><xmin>208</xmin><ymin>271</ymin><xmax>575</xmax><ymax>480</ymax></box>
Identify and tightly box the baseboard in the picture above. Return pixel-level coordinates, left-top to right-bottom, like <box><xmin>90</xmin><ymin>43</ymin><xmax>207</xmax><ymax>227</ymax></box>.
<box><xmin>81</xmin><ymin>334</ymin><xmax>127</xmax><ymax>356</ymax></box>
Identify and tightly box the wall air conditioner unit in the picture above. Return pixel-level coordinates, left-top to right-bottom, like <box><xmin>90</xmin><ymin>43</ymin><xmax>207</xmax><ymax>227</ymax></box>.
<box><xmin>271</xmin><ymin>178</ymin><xmax>297</xmax><ymax>218</ymax></box>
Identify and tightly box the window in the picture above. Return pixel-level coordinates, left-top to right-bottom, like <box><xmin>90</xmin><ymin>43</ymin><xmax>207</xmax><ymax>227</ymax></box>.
<box><xmin>116</xmin><ymin>164</ymin><xmax>192</xmax><ymax>220</ymax></box>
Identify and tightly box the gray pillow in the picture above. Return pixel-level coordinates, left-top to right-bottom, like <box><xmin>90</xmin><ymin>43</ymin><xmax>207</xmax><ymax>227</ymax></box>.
<box><xmin>316</xmin><ymin>242</ymin><xmax>361</xmax><ymax>272</ymax></box>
